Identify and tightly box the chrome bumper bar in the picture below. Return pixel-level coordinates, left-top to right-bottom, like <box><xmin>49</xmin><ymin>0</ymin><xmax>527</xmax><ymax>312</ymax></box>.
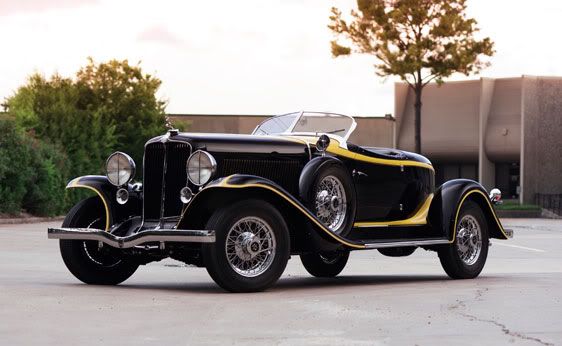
<box><xmin>47</xmin><ymin>227</ymin><xmax>215</xmax><ymax>248</ymax></box>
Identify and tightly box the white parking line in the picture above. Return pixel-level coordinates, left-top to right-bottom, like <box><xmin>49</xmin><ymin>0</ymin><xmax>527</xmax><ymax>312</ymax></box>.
<box><xmin>493</xmin><ymin>242</ymin><xmax>546</xmax><ymax>253</ymax></box>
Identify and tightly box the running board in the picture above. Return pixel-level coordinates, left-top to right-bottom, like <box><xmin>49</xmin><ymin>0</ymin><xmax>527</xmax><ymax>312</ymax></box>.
<box><xmin>361</xmin><ymin>238</ymin><xmax>450</xmax><ymax>249</ymax></box>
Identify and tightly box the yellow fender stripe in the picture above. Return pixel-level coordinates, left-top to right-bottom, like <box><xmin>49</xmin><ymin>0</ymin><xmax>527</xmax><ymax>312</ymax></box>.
<box><xmin>67</xmin><ymin>178</ymin><xmax>110</xmax><ymax>231</ymax></box>
<box><xmin>354</xmin><ymin>194</ymin><xmax>433</xmax><ymax>228</ymax></box>
<box><xmin>180</xmin><ymin>176</ymin><xmax>365</xmax><ymax>249</ymax></box>
<box><xmin>450</xmin><ymin>189</ymin><xmax>509</xmax><ymax>243</ymax></box>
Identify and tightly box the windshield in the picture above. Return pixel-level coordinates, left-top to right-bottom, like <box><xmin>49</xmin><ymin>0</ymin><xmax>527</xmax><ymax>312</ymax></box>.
<box><xmin>253</xmin><ymin>112</ymin><xmax>356</xmax><ymax>140</ymax></box>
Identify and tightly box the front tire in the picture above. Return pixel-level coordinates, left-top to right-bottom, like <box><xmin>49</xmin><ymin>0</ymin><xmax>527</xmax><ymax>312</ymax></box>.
<box><xmin>300</xmin><ymin>251</ymin><xmax>349</xmax><ymax>278</ymax></box>
<box><xmin>202</xmin><ymin>200</ymin><xmax>290</xmax><ymax>292</ymax></box>
<box><xmin>59</xmin><ymin>197</ymin><xmax>138</xmax><ymax>285</ymax></box>
<box><xmin>438</xmin><ymin>200</ymin><xmax>489</xmax><ymax>279</ymax></box>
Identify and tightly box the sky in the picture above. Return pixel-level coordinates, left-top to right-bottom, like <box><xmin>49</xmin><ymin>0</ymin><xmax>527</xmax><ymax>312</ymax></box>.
<box><xmin>0</xmin><ymin>0</ymin><xmax>561</xmax><ymax>117</ymax></box>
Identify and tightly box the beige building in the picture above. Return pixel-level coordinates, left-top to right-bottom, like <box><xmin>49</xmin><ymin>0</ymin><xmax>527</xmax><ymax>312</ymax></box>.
<box><xmin>395</xmin><ymin>76</ymin><xmax>562</xmax><ymax>204</ymax></box>
<box><xmin>170</xmin><ymin>75</ymin><xmax>562</xmax><ymax>206</ymax></box>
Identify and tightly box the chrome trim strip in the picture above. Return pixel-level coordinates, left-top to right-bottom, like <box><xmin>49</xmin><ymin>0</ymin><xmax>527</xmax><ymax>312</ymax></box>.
<box><xmin>363</xmin><ymin>238</ymin><xmax>450</xmax><ymax>249</ymax></box>
<box><xmin>48</xmin><ymin>227</ymin><xmax>216</xmax><ymax>248</ymax></box>
<box><xmin>141</xmin><ymin>135</ymin><xmax>192</xmax><ymax>230</ymax></box>
<box><xmin>158</xmin><ymin>137</ymin><xmax>169</xmax><ymax>226</ymax></box>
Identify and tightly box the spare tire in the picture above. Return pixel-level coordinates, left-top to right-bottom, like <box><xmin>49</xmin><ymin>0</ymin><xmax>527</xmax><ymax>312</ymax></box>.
<box><xmin>301</xmin><ymin>159</ymin><xmax>356</xmax><ymax>237</ymax></box>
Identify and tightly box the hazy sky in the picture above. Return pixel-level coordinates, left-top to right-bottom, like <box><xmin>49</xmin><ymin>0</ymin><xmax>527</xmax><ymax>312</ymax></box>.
<box><xmin>1</xmin><ymin>0</ymin><xmax>561</xmax><ymax>116</ymax></box>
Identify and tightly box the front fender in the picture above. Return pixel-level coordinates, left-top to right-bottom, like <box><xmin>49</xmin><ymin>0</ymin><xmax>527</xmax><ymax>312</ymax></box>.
<box><xmin>177</xmin><ymin>174</ymin><xmax>365</xmax><ymax>251</ymax></box>
<box><xmin>428</xmin><ymin>179</ymin><xmax>509</xmax><ymax>241</ymax></box>
<box><xmin>66</xmin><ymin>176</ymin><xmax>141</xmax><ymax>231</ymax></box>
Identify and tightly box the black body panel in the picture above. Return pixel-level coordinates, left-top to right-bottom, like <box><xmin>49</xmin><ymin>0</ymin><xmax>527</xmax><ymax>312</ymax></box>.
<box><xmin>343</xmin><ymin>158</ymin><xmax>434</xmax><ymax>221</ymax></box>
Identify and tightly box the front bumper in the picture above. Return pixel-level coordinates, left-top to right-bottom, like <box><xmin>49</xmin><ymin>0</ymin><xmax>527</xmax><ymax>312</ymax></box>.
<box><xmin>47</xmin><ymin>227</ymin><xmax>215</xmax><ymax>248</ymax></box>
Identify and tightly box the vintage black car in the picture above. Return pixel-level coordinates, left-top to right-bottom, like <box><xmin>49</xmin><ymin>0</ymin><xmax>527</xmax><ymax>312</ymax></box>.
<box><xmin>48</xmin><ymin>111</ymin><xmax>512</xmax><ymax>292</ymax></box>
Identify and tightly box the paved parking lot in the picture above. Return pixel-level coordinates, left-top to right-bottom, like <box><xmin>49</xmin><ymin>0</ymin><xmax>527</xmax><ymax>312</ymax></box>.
<box><xmin>0</xmin><ymin>219</ymin><xmax>561</xmax><ymax>345</ymax></box>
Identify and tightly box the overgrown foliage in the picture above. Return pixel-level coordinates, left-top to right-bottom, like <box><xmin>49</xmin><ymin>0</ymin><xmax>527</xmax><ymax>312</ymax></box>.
<box><xmin>329</xmin><ymin>0</ymin><xmax>494</xmax><ymax>153</ymax></box>
<box><xmin>0</xmin><ymin>116</ymin><xmax>68</xmax><ymax>215</ymax></box>
<box><xmin>1</xmin><ymin>59</ymin><xmax>170</xmax><ymax>216</ymax></box>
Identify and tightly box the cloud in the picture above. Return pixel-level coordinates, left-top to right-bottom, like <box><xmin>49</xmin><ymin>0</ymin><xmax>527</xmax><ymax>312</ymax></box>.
<box><xmin>0</xmin><ymin>0</ymin><xmax>97</xmax><ymax>16</ymax></box>
<box><xmin>137</xmin><ymin>25</ymin><xmax>183</xmax><ymax>46</ymax></box>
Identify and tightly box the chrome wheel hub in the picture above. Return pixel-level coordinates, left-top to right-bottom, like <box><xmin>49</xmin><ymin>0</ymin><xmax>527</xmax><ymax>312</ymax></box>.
<box><xmin>456</xmin><ymin>214</ymin><xmax>482</xmax><ymax>265</ymax></box>
<box><xmin>226</xmin><ymin>217</ymin><xmax>276</xmax><ymax>277</ymax></box>
<box><xmin>315</xmin><ymin>175</ymin><xmax>347</xmax><ymax>233</ymax></box>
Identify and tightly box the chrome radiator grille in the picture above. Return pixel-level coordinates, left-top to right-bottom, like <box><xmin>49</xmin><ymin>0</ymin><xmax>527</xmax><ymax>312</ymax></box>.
<box><xmin>143</xmin><ymin>142</ymin><xmax>191</xmax><ymax>221</ymax></box>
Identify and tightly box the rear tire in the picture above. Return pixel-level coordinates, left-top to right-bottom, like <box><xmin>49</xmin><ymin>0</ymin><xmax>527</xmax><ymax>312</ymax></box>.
<box><xmin>300</xmin><ymin>251</ymin><xmax>349</xmax><ymax>278</ymax></box>
<box><xmin>438</xmin><ymin>200</ymin><xmax>489</xmax><ymax>279</ymax></box>
<box><xmin>59</xmin><ymin>197</ymin><xmax>138</xmax><ymax>285</ymax></box>
<box><xmin>202</xmin><ymin>200</ymin><xmax>290</xmax><ymax>292</ymax></box>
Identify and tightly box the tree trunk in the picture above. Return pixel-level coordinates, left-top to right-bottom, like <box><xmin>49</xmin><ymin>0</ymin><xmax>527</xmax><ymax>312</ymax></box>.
<box><xmin>414</xmin><ymin>84</ymin><xmax>422</xmax><ymax>154</ymax></box>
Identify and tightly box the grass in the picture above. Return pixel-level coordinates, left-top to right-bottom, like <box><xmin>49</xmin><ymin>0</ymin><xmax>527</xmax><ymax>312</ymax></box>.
<box><xmin>495</xmin><ymin>200</ymin><xmax>541</xmax><ymax>211</ymax></box>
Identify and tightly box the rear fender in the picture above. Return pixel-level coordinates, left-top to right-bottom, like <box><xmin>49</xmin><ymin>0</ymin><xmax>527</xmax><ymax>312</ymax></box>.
<box><xmin>428</xmin><ymin>179</ymin><xmax>509</xmax><ymax>241</ymax></box>
<box><xmin>177</xmin><ymin>174</ymin><xmax>365</xmax><ymax>252</ymax></box>
<box><xmin>66</xmin><ymin>176</ymin><xmax>141</xmax><ymax>231</ymax></box>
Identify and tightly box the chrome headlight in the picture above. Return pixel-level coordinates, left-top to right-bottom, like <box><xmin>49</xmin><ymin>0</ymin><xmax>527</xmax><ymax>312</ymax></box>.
<box><xmin>187</xmin><ymin>150</ymin><xmax>216</xmax><ymax>186</ymax></box>
<box><xmin>106</xmin><ymin>152</ymin><xmax>136</xmax><ymax>186</ymax></box>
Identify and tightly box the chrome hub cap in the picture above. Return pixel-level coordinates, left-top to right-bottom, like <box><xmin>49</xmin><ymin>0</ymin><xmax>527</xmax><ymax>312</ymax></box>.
<box><xmin>226</xmin><ymin>217</ymin><xmax>276</xmax><ymax>277</ymax></box>
<box><xmin>456</xmin><ymin>215</ymin><xmax>482</xmax><ymax>265</ymax></box>
<box><xmin>315</xmin><ymin>175</ymin><xmax>347</xmax><ymax>233</ymax></box>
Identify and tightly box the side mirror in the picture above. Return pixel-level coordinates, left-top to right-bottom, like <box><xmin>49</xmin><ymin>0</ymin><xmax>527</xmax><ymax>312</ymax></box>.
<box><xmin>489</xmin><ymin>188</ymin><xmax>502</xmax><ymax>205</ymax></box>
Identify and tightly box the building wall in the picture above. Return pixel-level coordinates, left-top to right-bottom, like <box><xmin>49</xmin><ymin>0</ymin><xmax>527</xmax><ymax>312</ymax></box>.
<box><xmin>395</xmin><ymin>76</ymin><xmax>562</xmax><ymax>203</ymax></box>
<box><xmin>396</xmin><ymin>80</ymin><xmax>481</xmax><ymax>161</ymax></box>
<box><xmin>522</xmin><ymin>77</ymin><xmax>562</xmax><ymax>204</ymax></box>
<box><xmin>484</xmin><ymin>78</ymin><xmax>522</xmax><ymax>162</ymax></box>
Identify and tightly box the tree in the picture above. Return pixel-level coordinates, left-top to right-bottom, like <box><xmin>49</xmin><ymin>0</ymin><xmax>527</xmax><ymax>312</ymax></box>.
<box><xmin>5</xmin><ymin>58</ymin><xmax>168</xmax><ymax>176</ymax></box>
<box><xmin>76</xmin><ymin>58</ymin><xmax>168</xmax><ymax>165</ymax></box>
<box><xmin>329</xmin><ymin>0</ymin><xmax>494</xmax><ymax>153</ymax></box>
<box><xmin>6</xmin><ymin>73</ymin><xmax>117</xmax><ymax>178</ymax></box>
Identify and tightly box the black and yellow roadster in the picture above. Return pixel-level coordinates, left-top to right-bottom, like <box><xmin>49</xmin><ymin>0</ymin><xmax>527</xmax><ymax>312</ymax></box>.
<box><xmin>48</xmin><ymin>112</ymin><xmax>512</xmax><ymax>292</ymax></box>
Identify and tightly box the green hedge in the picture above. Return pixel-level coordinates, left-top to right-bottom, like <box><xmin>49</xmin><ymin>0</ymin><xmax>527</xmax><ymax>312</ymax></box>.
<box><xmin>0</xmin><ymin>116</ymin><xmax>68</xmax><ymax>215</ymax></box>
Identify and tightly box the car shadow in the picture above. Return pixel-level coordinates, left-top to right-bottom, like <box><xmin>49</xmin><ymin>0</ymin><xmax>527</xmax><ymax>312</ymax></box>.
<box><xmin>61</xmin><ymin>273</ymin><xmax>496</xmax><ymax>295</ymax></box>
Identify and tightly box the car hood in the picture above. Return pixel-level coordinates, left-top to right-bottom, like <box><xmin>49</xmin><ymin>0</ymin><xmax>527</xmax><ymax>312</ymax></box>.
<box><xmin>146</xmin><ymin>132</ymin><xmax>311</xmax><ymax>156</ymax></box>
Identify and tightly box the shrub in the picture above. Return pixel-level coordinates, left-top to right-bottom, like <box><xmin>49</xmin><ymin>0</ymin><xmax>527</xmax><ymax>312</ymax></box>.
<box><xmin>0</xmin><ymin>116</ymin><xmax>70</xmax><ymax>216</ymax></box>
<box><xmin>0</xmin><ymin>116</ymin><xmax>34</xmax><ymax>214</ymax></box>
<box><xmin>22</xmin><ymin>139</ymin><xmax>69</xmax><ymax>216</ymax></box>
<box><xmin>2</xmin><ymin>58</ymin><xmax>173</xmax><ymax>216</ymax></box>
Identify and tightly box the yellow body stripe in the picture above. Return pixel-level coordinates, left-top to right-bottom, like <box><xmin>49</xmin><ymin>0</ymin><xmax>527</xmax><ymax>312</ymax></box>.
<box><xmin>450</xmin><ymin>189</ymin><xmax>508</xmax><ymax>243</ymax></box>
<box><xmin>283</xmin><ymin>135</ymin><xmax>435</xmax><ymax>171</ymax></box>
<box><xmin>67</xmin><ymin>178</ymin><xmax>110</xmax><ymax>231</ymax></box>
<box><xmin>354</xmin><ymin>194</ymin><xmax>433</xmax><ymax>228</ymax></box>
<box><xmin>327</xmin><ymin>143</ymin><xmax>434</xmax><ymax>171</ymax></box>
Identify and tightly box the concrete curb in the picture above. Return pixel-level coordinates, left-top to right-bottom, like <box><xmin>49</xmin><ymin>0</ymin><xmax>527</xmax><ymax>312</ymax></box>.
<box><xmin>0</xmin><ymin>216</ymin><xmax>65</xmax><ymax>225</ymax></box>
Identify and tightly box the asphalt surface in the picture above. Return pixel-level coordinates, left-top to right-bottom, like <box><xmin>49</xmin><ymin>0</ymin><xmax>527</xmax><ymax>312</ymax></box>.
<box><xmin>0</xmin><ymin>219</ymin><xmax>561</xmax><ymax>345</ymax></box>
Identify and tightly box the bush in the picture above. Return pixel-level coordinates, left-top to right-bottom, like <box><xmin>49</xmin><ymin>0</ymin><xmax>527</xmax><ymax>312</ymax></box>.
<box><xmin>0</xmin><ymin>116</ymin><xmax>69</xmax><ymax>216</ymax></box>
<box><xmin>0</xmin><ymin>116</ymin><xmax>34</xmax><ymax>214</ymax></box>
<box><xmin>22</xmin><ymin>139</ymin><xmax>69</xmax><ymax>216</ymax></box>
<box><xmin>2</xmin><ymin>58</ymin><xmax>173</xmax><ymax>216</ymax></box>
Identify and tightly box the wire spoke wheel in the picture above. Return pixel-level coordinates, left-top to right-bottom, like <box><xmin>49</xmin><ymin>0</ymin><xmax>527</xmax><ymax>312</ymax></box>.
<box><xmin>455</xmin><ymin>214</ymin><xmax>482</xmax><ymax>266</ymax></box>
<box><xmin>314</xmin><ymin>175</ymin><xmax>347</xmax><ymax>233</ymax></box>
<box><xmin>225</xmin><ymin>216</ymin><xmax>277</xmax><ymax>278</ymax></box>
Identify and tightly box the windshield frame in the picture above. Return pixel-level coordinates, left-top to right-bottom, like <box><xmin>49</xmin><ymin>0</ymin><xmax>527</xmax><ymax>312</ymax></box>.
<box><xmin>252</xmin><ymin>111</ymin><xmax>357</xmax><ymax>142</ymax></box>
